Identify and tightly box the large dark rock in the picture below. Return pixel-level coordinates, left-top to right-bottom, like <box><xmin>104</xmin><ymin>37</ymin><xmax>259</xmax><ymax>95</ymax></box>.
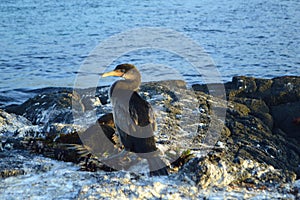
<box><xmin>225</xmin><ymin>104</ymin><xmax>300</xmax><ymax>178</ymax></box>
<box><xmin>0</xmin><ymin>109</ymin><xmax>37</xmax><ymax>139</ymax></box>
<box><xmin>226</xmin><ymin>76</ymin><xmax>300</xmax><ymax>143</ymax></box>
<box><xmin>180</xmin><ymin>150</ymin><xmax>296</xmax><ymax>189</ymax></box>
<box><xmin>5</xmin><ymin>89</ymin><xmax>78</xmax><ymax>125</ymax></box>
<box><xmin>194</xmin><ymin>76</ymin><xmax>300</xmax><ymax>106</ymax></box>
<box><xmin>271</xmin><ymin>101</ymin><xmax>300</xmax><ymax>139</ymax></box>
<box><xmin>1</xmin><ymin>77</ymin><xmax>300</xmax><ymax>190</ymax></box>
<box><xmin>193</xmin><ymin>75</ymin><xmax>300</xmax><ymax>140</ymax></box>
<box><xmin>233</xmin><ymin>98</ymin><xmax>273</xmax><ymax>130</ymax></box>
<box><xmin>188</xmin><ymin>77</ymin><xmax>300</xmax><ymax>187</ymax></box>
<box><xmin>225</xmin><ymin>76</ymin><xmax>300</xmax><ymax>106</ymax></box>
<box><xmin>4</xmin><ymin>87</ymin><xmax>108</xmax><ymax>125</ymax></box>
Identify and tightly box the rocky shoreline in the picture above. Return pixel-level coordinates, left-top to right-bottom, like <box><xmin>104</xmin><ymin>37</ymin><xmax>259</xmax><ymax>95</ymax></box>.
<box><xmin>0</xmin><ymin>76</ymin><xmax>299</xmax><ymax>199</ymax></box>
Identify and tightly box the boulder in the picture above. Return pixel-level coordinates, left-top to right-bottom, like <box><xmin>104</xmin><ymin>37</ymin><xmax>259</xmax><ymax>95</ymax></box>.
<box><xmin>4</xmin><ymin>88</ymin><xmax>105</xmax><ymax>125</ymax></box>
<box><xmin>1</xmin><ymin>77</ymin><xmax>300</xmax><ymax>190</ymax></box>
<box><xmin>225</xmin><ymin>76</ymin><xmax>300</xmax><ymax>106</ymax></box>
<box><xmin>5</xmin><ymin>90</ymin><xmax>77</xmax><ymax>125</ymax></box>
<box><xmin>271</xmin><ymin>101</ymin><xmax>300</xmax><ymax>139</ymax></box>
<box><xmin>179</xmin><ymin>90</ymin><xmax>299</xmax><ymax>188</ymax></box>
<box><xmin>180</xmin><ymin>150</ymin><xmax>296</xmax><ymax>189</ymax></box>
<box><xmin>233</xmin><ymin>98</ymin><xmax>273</xmax><ymax>129</ymax></box>
<box><xmin>0</xmin><ymin>109</ymin><xmax>37</xmax><ymax>138</ymax></box>
<box><xmin>193</xmin><ymin>75</ymin><xmax>300</xmax><ymax>144</ymax></box>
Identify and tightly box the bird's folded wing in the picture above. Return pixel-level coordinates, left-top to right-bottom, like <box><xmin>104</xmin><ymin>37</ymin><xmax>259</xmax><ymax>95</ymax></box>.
<box><xmin>129</xmin><ymin>91</ymin><xmax>156</xmax><ymax>129</ymax></box>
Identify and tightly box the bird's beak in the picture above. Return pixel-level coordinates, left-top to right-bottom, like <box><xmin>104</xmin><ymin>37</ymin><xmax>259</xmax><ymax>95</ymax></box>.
<box><xmin>102</xmin><ymin>70</ymin><xmax>124</xmax><ymax>77</ymax></box>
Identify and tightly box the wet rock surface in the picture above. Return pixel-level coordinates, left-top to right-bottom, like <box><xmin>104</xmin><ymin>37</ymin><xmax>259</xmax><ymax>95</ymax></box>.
<box><xmin>0</xmin><ymin>76</ymin><xmax>299</xmax><ymax>198</ymax></box>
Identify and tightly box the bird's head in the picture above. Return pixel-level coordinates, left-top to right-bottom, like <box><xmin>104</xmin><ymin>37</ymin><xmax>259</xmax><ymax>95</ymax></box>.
<box><xmin>102</xmin><ymin>64</ymin><xmax>141</xmax><ymax>81</ymax></box>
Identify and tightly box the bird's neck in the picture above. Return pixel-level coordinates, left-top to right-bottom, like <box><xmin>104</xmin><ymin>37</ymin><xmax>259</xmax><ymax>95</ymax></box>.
<box><xmin>110</xmin><ymin>79</ymin><xmax>140</xmax><ymax>97</ymax></box>
<box><xmin>118</xmin><ymin>79</ymin><xmax>140</xmax><ymax>91</ymax></box>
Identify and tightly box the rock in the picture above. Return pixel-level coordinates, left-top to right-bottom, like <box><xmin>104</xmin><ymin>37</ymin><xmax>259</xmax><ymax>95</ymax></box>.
<box><xmin>4</xmin><ymin>87</ymin><xmax>111</xmax><ymax>127</ymax></box>
<box><xmin>225</xmin><ymin>104</ymin><xmax>300</xmax><ymax>179</ymax></box>
<box><xmin>0</xmin><ymin>109</ymin><xmax>38</xmax><ymax>139</ymax></box>
<box><xmin>269</xmin><ymin>76</ymin><xmax>300</xmax><ymax>105</ymax></box>
<box><xmin>193</xmin><ymin>75</ymin><xmax>300</xmax><ymax>147</ymax></box>
<box><xmin>228</xmin><ymin>101</ymin><xmax>251</xmax><ymax>117</ymax></box>
<box><xmin>0</xmin><ymin>149</ymin><xmax>54</xmax><ymax>178</ymax></box>
<box><xmin>144</xmin><ymin>80</ymin><xmax>187</xmax><ymax>90</ymax></box>
<box><xmin>1</xmin><ymin>77</ymin><xmax>300</xmax><ymax>194</ymax></box>
<box><xmin>42</xmin><ymin>123</ymin><xmax>85</xmax><ymax>138</ymax></box>
<box><xmin>180</xmin><ymin>150</ymin><xmax>296</xmax><ymax>189</ymax></box>
<box><xmin>0</xmin><ymin>150</ymin><xmax>25</xmax><ymax>178</ymax></box>
<box><xmin>228</xmin><ymin>76</ymin><xmax>258</xmax><ymax>97</ymax></box>
<box><xmin>292</xmin><ymin>180</ymin><xmax>300</xmax><ymax>199</ymax></box>
<box><xmin>0</xmin><ymin>151</ymin><xmax>296</xmax><ymax>199</ymax></box>
<box><xmin>5</xmin><ymin>90</ymin><xmax>78</xmax><ymax>125</ymax></box>
<box><xmin>271</xmin><ymin>101</ymin><xmax>300</xmax><ymax>139</ymax></box>
<box><xmin>224</xmin><ymin>76</ymin><xmax>300</xmax><ymax>106</ymax></box>
<box><xmin>187</xmin><ymin>76</ymin><xmax>300</xmax><ymax>187</ymax></box>
<box><xmin>233</xmin><ymin>98</ymin><xmax>273</xmax><ymax>129</ymax></box>
<box><xmin>193</xmin><ymin>75</ymin><xmax>299</xmax><ymax>107</ymax></box>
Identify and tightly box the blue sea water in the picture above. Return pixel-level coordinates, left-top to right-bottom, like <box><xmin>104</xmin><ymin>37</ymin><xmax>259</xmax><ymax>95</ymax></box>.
<box><xmin>0</xmin><ymin>0</ymin><xmax>299</xmax><ymax>94</ymax></box>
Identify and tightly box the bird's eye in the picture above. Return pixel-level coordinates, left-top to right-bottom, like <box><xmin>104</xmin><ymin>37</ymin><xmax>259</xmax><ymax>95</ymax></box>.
<box><xmin>120</xmin><ymin>69</ymin><xmax>126</xmax><ymax>73</ymax></box>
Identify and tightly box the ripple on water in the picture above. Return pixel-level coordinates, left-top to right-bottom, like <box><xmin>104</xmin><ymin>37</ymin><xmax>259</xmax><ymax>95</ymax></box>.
<box><xmin>0</xmin><ymin>0</ymin><xmax>299</xmax><ymax>93</ymax></box>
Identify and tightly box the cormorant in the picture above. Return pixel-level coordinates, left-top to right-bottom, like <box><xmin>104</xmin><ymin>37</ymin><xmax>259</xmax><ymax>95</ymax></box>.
<box><xmin>62</xmin><ymin>113</ymin><xmax>117</xmax><ymax>159</ymax></box>
<box><xmin>102</xmin><ymin>64</ymin><xmax>168</xmax><ymax>176</ymax></box>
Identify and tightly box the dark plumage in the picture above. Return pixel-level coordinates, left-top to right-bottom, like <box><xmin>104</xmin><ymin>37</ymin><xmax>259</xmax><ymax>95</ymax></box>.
<box><xmin>77</xmin><ymin>113</ymin><xmax>117</xmax><ymax>156</ymax></box>
<box><xmin>97</xmin><ymin>113</ymin><xmax>115</xmax><ymax>130</ymax></box>
<box><xmin>102</xmin><ymin>64</ymin><xmax>168</xmax><ymax>176</ymax></box>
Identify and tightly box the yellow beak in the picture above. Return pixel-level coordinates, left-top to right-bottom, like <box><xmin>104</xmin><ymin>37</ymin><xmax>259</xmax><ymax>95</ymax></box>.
<box><xmin>102</xmin><ymin>70</ymin><xmax>124</xmax><ymax>77</ymax></box>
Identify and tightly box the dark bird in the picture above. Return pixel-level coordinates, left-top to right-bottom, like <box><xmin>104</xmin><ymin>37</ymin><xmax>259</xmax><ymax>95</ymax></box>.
<box><xmin>97</xmin><ymin>113</ymin><xmax>115</xmax><ymax>128</ymax></box>
<box><xmin>102</xmin><ymin>63</ymin><xmax>168</xmax><ymax>176</ymax></box>
<box><xmin>65</xmin><ymin>113</ymin><xmax>118</xmax><ymax>172</ymax></box>
<box><xmin>79</xmin><ymin>113</ymin><xmax>117</xmax><ymax>152</ymax></box>
<box><xmin>57</xmin><ymin>113</ymin><xmax>116</xmax><ymax>147</ymax></box>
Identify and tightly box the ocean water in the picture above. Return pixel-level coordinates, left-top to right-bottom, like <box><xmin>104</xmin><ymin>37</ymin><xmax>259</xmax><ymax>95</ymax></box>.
<box><xmin>0</xmin><ymin>0</ymin><xmax>299</xmax><ymax>93</ymax></box>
